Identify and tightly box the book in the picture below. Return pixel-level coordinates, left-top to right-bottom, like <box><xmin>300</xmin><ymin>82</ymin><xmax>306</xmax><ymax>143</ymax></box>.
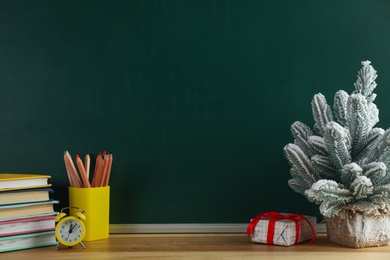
<box><xmin>0</xmin><ymin>213</ymin><xmax>56</xmax><ymax>237</ymax></box>
<box><xmin>0</xmin><ymin>188</ymin><xmax>54</xmax><ymax>205</ymax></box>
<box><xmin>0</xmin><ymin>200</ymin><xmax>59</xmax><ymax>221</ymax></box>
<box><xmin>0</xmin><ymin>231</ymin><xmax>57</xmax><ymax>253</ymax></box>
<box><xmin>0</xmin><ymin>174</ymin><xmax>51</xmax><ymax>191</ymax></box>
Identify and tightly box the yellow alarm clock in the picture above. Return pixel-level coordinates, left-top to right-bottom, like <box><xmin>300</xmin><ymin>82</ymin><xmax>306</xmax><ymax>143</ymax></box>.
<box><xmin>55</xmin><ymin>207</ymin><xmax>87</xmax><ymax>249</ymax></box>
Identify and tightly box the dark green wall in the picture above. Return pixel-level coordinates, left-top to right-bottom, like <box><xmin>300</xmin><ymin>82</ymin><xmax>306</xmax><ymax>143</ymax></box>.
<box><xmin>1</xmin><ymin>0</ymin><xmax>390</xmax><ymax>223</ymax></box>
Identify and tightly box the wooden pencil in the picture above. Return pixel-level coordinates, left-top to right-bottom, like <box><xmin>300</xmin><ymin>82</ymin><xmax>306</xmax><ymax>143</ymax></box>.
<box><xmin>65</xmin><ymin>151</ymin><xmax>83</xmax><ymax>188</ymax></box>
<box><xmin>104</xmin><ymin>153</ymin><xmax>113</xmax><ymax>186</ymax></box>
<box><xmin>100</xmin><ymin>154</ymin><xmax>110</xmax><ymax>187</ymax></box>
<box><xmin>92</xmin><ymin>153</ymin><xmax>104</xmax><ymax>187</ymax></box>
<box><xmin>84</xmin><ymin>154</ymin><xmax>90</xmax><ymax>180</ymax></box>
<box><xmin>76</xmin><ymin>154</ymin><xmax>91</xmax><ymax>188</ymax></box>
<box><xmin>64</xmin><ymin>151</ymin><xmax>75</xmax><ymax>187</ymax></box>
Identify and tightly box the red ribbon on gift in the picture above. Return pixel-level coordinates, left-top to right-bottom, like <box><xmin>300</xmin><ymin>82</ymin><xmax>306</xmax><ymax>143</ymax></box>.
<box><xmin>247</xmin><ymin>212</ymin><xmax>315</xmax><ymax>245</ymax></box>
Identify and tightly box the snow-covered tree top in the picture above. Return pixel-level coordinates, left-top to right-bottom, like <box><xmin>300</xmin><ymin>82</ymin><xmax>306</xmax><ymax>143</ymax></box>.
<box><xmin>284</xmin><ymin>61</ymin><xmax>390</xmax><ymax>218</ymax></box>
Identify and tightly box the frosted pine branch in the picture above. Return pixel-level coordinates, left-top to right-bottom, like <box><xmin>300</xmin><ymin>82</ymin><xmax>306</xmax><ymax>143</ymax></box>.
<box><xmin>370</xmin><ymin>185</ymin><xmax>390</xmax><ymax>205</ymax></box>
<box><xmin>284</xmin><ymin>61</ymin><xmax>390</xmax><ymax>217</ymax></box>
<box><xmin>350</xmin><ymin>176</ymin><xmax>373</xmax><ymax>200</ymax></box>
<box><xmin>311</xmin><ymin>155</ymin><xmax>339</xmax><ymax>181</ymax></box>
<box><xmin>307</xmin><ymin>136</ymin><xmax>328</xmax><ymax>156</ymax></box>
<box><xmin>362</xmin><ymin>162</ymin><xmax>387</xmax><ymax>186</ymax></box>
<box><xmin>365</xmin><ymin>129</ymin><xmax>390</xmax><ymax>164</ymax></box>
<box><xmin>312</xmin><ymin>93</ymin><xmax>334</xmax><ymax>135</ymax></box>
<box><xmin>305</xmin><ymin>179</ymin><xmax>353</xmax><ymax>204</ymax></box>
<box><xmin>354</xmin><ymin>128</ymin><xmax>384</xmax><ymax>163</ymax></box>
<box><xmin>333</xmin><ymin>90</ymin><xmax>349</xmax><ymax>127</ymax></box>
<box><xmin>323</xmin><ymin>122</ymin><xmax>351</xmax><ymax>170</ymax></box>
<box><xmin>354</xmin><ymin>60</ymin><xmax>377</xmax><ymax>98</ymax></box>
<box><xmin>291</xmin><ymin>121</ymin><xmax>313</xmax><ymax>157</ymax></box>
<box><xmin>347</xmin><ymin>94</ymin><xmax>371</xmax><ymax>157</ymax></box>
<box><xmin>340</xmin><ymin>163</ymin><xmax>362</xmax><ymax>188</ymax></box>
<box><xmin>284</xmin><ymin>144</ymin><xmax>318</xmax><ymax>194</ymax></box>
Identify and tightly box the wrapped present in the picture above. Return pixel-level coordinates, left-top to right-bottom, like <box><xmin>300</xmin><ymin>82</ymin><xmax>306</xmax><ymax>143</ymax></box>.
<box><xmin>247</xmin><ymin>212</ymin><xmax>316</xmax><ymax>246</ymax></box>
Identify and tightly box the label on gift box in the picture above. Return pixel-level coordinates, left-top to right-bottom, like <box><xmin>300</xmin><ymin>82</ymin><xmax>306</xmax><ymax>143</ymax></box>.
<box><xmin>247</xmin><ymin>212</ymin><xmax>316</xmax><ymax>246</ymax></box>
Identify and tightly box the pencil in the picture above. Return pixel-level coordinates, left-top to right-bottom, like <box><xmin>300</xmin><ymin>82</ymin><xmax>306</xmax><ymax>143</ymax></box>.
<box><xmin>64</xmin><ymin>150</ymin><xmax>113</xmax><ymax>187</ymax></box>
<box><xmin>100</xmin><ymin>154</ymin><xmax>110</xmax><ymax>187</ymax></box>
<box><xmin>64</xmin><ymin>151</ymin><xmax>75</xmax><ymax>187</ymax></box>
<box><xmin>65</xmin><ymin>151</ymin><xmax>83</xmax><ymax>188</ymax></box>
<box><xmin>64</xmin><ymin>151</ymin><xmax>77</xmax><ymax>187</ymax></box>
<box><xmin>96</xmin><ymin>153</ymin><xmax>105</xmax><ymax>187</ymax></box>
<box><xmin>84</xmin><ymin>154</ymin><xmax>90</xmax><ymax>180</ymax></box>
<box><xmin>104</xmin><ymin>153</ymin><xmax>113</xmax><ymax>186</ymax></box>
<box><xmin>92</xmin><ymin>152</ymin><xmax>103</xmax><ymax>187</ymax></box>
<box><xmin>76</xmin><ymin>154</ymin><xmax>91</xmax><ymax>188</ymax></box>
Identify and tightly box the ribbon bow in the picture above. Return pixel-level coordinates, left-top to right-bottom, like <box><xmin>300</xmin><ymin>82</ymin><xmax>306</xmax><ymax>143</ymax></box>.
<box><xmin>247</xmin><ymin>212</ymin><xmax>315</xmax><ymax>245</ymax></box>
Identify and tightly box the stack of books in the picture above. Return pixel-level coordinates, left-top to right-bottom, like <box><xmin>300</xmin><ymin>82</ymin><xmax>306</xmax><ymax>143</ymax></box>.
<box><xmin>0</xmin><ymin>174</ymin><xmax>59</xmax><ymax>253</ymax></box>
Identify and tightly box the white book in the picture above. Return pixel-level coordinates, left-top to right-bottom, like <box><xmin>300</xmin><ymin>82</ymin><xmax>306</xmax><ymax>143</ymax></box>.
<box><xmin>0</xmin><ymin>174</ymin><xmax>51</xmax><ymax>191</ymax></box>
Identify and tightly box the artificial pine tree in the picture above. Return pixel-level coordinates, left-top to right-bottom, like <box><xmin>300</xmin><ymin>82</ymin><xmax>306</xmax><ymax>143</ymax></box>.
<box><xmin>284</xmin><ymin>61</ymin><xmax>390</xmax><ymax>248</ymax></box>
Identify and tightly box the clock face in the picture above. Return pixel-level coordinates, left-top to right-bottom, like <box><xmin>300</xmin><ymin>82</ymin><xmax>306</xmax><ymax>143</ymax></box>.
<box><xmin>55</xmin><ymin>216</ymin><xmax>86</xmax><ymax>247</ymax></box>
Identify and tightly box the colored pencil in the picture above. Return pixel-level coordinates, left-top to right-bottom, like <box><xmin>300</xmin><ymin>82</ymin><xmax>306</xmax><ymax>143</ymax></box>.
<box><xmin>64</xmin><ymin>151</ymin><xmax>75</xmax><ymax>187</ymax></box>
<box><xmin>104</xmin><ymin>153</ymin><xmax>113</xmax><ymax>186</ymax></box>
<box><xmin>65</xmin><ymin>151</ymin><xmax>82</xmax><ymax>188</ymax></box>
<box><xmin>84</xmin><ymin>154</ymin><xmax>90</xmax><ymax>180</ymax></box>
<box><xmin>64</xmin><ymin>150</ymin><xmax>113</xmax><ymax>188</ymax></box>
<box><xmin>91</xmin><ymin>153</ymin><xmax>102</xmax><ymax>187</ymax></box>
<box><xmin>99</xmin><ymin>154</ymin><xmax>110</xmax><ymax>187</ymax></box>
<box><xmin>76</xmin><ymin>154</ymin><xmax>91</xmax><ymax>188</ymax></box>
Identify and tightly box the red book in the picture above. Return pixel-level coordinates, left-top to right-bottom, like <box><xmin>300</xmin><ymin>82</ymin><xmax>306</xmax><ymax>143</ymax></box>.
<box><xmin>0</xmin><ymin>213</ymin><xmax>56</xmax><ymax>237</ymax></box>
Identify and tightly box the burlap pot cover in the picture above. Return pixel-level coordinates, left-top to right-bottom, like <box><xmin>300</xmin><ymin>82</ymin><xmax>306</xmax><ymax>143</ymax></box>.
<box><xmin>325</xmin><ymin>205</ymin><xmax>390</xmax><ymax>248</ymax></box>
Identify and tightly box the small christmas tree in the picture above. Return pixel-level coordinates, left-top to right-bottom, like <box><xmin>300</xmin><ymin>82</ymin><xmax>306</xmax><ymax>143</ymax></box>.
<box><xmin>284</xmin><ymin>61</ymin><xmax>390</xmax><ymax>219</ymax></box>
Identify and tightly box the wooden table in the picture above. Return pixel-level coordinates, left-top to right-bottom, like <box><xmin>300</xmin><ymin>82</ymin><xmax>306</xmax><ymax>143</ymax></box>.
<box><xmin>4</xmin><ymin>233</ymin><xmax>390</xmax><ymax>259</ymax></box>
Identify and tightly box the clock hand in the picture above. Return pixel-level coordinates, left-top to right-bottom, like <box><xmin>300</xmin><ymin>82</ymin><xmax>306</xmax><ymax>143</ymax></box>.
<box><xmin>70</xmin><ymin>222</ymin><xmax>77</xmax><ymax>232</ymax></box>
<box><xmin>66</xmin><ymin>222</ymin><xmax>76</xmax><ymax>241</ymax></box>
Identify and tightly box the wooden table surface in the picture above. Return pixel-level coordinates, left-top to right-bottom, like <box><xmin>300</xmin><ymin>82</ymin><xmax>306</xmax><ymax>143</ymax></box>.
<box><xmin>3</xmin><ymin>233</ymin><xmax>390</xmax><ymax>259</ymax></box>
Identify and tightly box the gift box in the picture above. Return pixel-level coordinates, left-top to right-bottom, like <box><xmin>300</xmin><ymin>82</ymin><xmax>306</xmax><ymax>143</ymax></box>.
<box><xmin>247</xmin><ymin>212</ymin><xmax>316</xmax><ymax>246</ymax></box>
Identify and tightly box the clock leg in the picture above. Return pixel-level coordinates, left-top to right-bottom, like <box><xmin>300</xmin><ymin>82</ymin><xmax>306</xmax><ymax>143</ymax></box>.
<box><xmin>80</xmin><ymin>241</ymin><xmax>86</xmax><ymax>249</ymax></box>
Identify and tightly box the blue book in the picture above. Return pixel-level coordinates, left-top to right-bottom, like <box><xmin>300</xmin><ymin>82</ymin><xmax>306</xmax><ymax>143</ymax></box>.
<box><xmin>0</xmin><ymin>231</ymin><xmax>57</xmax><ymax>253</ymax></box>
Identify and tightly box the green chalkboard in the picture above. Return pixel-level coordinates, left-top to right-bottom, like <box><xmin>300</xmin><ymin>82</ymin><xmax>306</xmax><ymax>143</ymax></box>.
<box><xmin>1</xmin><ymin>0</ymin><xmax>390</xmax><ymax>224</ymax></box>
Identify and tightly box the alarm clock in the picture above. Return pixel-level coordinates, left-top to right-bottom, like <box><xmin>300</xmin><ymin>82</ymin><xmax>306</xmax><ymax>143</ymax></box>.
<box><xmin>55</xmin><ymin>207</ymin><xmax>87</xmax><ymax>249</ymax></box>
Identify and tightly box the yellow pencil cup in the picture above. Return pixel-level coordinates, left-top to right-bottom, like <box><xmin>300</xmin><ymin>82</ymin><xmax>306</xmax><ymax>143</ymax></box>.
<box><xmin>69</xmin><ymin>186</ymin><xmax>110</xmax><ymax>241</ymax></box>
